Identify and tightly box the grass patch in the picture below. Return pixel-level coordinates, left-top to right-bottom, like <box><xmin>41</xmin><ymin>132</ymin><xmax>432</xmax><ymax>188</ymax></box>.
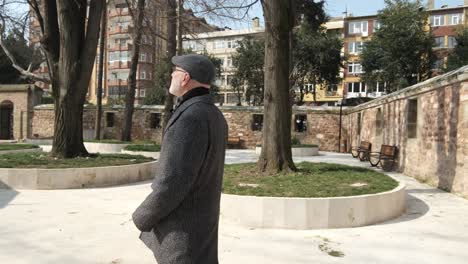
<box><xmin>124</xmin><ymin>144</ymin><xmax>161</xmax><ymax>152</ymax></box>
<box><xmin>0</xmin><ymin>144</ymin><xmax>39</xmax><ymax>151</ymax></box>
<box><xmin>0</xmin><ymin>153</ymin><xmax>153</xmax><ymax>168</ymax></box>
<box><xmin>223</xmin><ymin>162</ymin><xmax>398</xmax><ymax>197</ymax></box>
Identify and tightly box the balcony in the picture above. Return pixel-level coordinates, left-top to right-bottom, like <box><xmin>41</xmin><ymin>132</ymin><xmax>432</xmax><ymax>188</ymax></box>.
<box><xmin>108</xmin><ymin>8</ymin><xmax>130</xmax><ymax>18</ymax></box>
<box><xmin>107</xmin><ymin>79</ymin><xmax>128</xmax><ymax>86</ymax></box>
<box><xmin>108</xmin><ymin>26</ymin><xmax>133</xmax><ymax>35</ymax></box>
<box><xmin>108</xmin><ymin>44</ymin><xmax>132</xmax><ymax>52</ymax></box>
<box><xmin>108</xmin><ymin>61</ymin><xmax>131</xmax><ymax>69</ymax></box>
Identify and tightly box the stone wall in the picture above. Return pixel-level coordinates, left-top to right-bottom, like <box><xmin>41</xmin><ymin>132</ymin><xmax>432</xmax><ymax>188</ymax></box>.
<box><xmin>347</xmin><ymin>66</ymin><xmax>468</xmax><ymax>197</ymax></box>
<box><xmin>31</xmin><ymin>105</ymin><xmax>346</xmax><ymax>152</ymax></box>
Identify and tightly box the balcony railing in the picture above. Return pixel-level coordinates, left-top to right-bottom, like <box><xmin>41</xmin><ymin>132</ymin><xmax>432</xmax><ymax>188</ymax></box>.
<box><xmin>108</xmin><ymin>8</ymin><xmax>130</xmax><ymax>18</ymax></box>
<box><xmin>108</xmin><ymin>44</ymin><xmax>132</xmax><ymax>52</ymax></box>
<box><xmin>108</xmin><ymin>61</ymin><xmax>131</xmax><ymax>69</ymax></box>
<box><xmin>108</xmin><ymin>26</ymin><xmax>133</xmax><ymax>35</ymax></box>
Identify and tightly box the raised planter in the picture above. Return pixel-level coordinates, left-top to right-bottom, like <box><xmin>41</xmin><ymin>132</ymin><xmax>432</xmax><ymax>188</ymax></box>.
<box><xmin>121</xmin><ymin>150</ymin><xmax>160</xmax><ymax>159</ymax></box>
<box><xmin>0</xmin><ymin>161</ymin><xmax>157</xmax><ymax>189</ymax></box>
<box><xmin>220</xmin><ymin>179</ymin><xmax>406</xmax><ymax>229</ymax></box>
<box><xmin>0</xmin><ymin>148</ymin><xmax>42</xmax><ymax>155</ymax></box>
<box><xmin>38</xmin><ymin>142</ymin><xmax>129</xmax><ymax>154</ymax></box>
<box><xmin>255</xmin><ymin>146</ymin><xmax>319</xmax><ymax>156</ymax></box>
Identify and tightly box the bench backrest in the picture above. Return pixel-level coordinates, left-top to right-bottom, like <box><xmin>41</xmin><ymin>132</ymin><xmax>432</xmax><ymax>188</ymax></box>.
<box><xmin>380</xmin><ymin>145</ymin><xmax>397</xmax><ymax>157</ymax></box>
<box><xmin>360</xmin><ymin>141</ymin><xmax>372</xmax><ymax>150</ymax></box>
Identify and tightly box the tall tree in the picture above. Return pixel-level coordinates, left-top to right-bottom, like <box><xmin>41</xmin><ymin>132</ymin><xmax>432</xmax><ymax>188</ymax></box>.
<box><xmin>162</xmin><ymin>0</ymin><xmax>177</xmax><ymax>131</ymax></box>
<box><xmin>121</xmin><ymin>0</ymin><xmax>146</xmax><ymax>142</ymax></box>
<box><xmin>231</xmin><ymin>37</ymin><xmax>265</xmax><ymax>106</ymax></box>
<box><xmin>361</xmin><ymin>0</ymin><xmax>434</xmax><ymax>92</ymax></box>
<box><xmin>1</xmin><ymin>0</ymin><xmax>105</xmax><ymax>158</ymax></box>
<box><xmin>95</xmin><ymin>1</ymin><xmax>106</xmax><ymax>140</ymax></box>
<box><xmin>291</xmin><ymin>1</ymin><xmax>343</xmax><ymax>104</ymax></box>
<box><xmin>258</xmin><ymin>0</ymin><xmax>295</xmax><ymax>173</ymax></box>
<box><xmin>445</xmin><ymin>27</ymin><xmax>468</xmax><ymax>72</ymax></box>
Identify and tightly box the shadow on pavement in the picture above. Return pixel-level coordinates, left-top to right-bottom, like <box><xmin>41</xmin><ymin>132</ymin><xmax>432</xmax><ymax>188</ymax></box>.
<box><xmin>0</xmin><ymin>180</ymin><xmax>19</xmax><ymax>209</ymax></box>
<box><xmin>377</xmin><ymin>193</ymin><xmax>430</xmax><ymax>226</ymax></box>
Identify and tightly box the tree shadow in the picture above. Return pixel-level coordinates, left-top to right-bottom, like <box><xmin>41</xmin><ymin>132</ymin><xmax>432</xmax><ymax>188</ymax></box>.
<box><xmin>374</xmin><ymin>193</ymin><xmax>430</xmax><ymax>226</ymax></box>
<box><xmin>0</xmin><ymin>180</ymin><xmax>19</xmax><ymax>209</ymax></box>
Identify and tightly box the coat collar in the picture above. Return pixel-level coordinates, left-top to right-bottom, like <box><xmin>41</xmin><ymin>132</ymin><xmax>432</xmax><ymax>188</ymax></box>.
<box><xmin>164</xmin><ymin>94</ymin><xmax>214</xmax><ymax>134</ymax></box>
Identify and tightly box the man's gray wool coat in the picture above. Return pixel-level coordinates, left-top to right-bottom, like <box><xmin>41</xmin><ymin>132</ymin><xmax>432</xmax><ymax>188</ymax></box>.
<box><xmin>132</xmin><ymin>94</ymin><xmax>228</xmax><ymax>264</ymax></box>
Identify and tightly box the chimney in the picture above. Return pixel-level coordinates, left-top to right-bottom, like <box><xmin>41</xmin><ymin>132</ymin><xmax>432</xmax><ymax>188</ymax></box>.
<box><xmin>252</xmin><ymin>17</ymin><xmax>260</xmax><ymax>28</ymax></box>
<box><xmin>427</xmin><ymin>0</ymin><xmax>434</xmax><ymax>9</ymax></box>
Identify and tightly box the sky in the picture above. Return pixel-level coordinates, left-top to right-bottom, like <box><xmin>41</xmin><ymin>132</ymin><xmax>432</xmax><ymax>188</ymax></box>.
<box><xmin>220</xmin><ymin>0</ymin><xmax>466</xmax><ymax>29</ymax></box>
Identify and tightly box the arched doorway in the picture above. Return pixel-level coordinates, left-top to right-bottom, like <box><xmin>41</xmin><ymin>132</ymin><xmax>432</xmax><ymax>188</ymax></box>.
<box><xmin>0</xmin><ymin>100</ymin><xmax>14</xmax><ymax>140</ymax></box>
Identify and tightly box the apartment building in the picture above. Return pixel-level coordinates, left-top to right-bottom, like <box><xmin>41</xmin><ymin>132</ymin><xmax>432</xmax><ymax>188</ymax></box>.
<box><xmin>182</xmin><ymin>18</ymin><xmax>264</xmax><ymax>105</ymax></box>
<box><xmin>183</xmin><ymin>17</ymin><xmax>345</xmax><ymax>106</ymax></box>
<box><xmin>29</xmin><ymin>1</ymin><xmax>217</xmax><ymax>105</ymax></box>
<box><xmin>342</xmin><ymin>1</ymin><xmax>468</xmax><ymax>100</ymax></box>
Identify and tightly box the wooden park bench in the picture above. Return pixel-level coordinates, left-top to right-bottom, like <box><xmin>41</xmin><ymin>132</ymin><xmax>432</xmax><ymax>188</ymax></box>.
<box><xmin>227</xmin><ymin>136</ymin><xmax>241</xmax><ymax>149</ymax></box>
<box><xmin>351</xmin><ymin>141</ymin><xmax>372</xmax><ymax>161</ymax></box>
<box><xmin>369</xmin><ymin>145</ymin><xmax>398</xmax><ymax>170</ymax></box>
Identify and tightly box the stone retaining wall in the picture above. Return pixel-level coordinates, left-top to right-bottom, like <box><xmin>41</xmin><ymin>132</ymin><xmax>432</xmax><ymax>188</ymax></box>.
<box><xmin>347</xmin><ymin>66</ymin><xmax>468</xmax><ymax>197</ymax></box>
<box><xmin>31</xmin><ymin>105</ymin><xmax>348</xmax><ymax>152</ymax></box>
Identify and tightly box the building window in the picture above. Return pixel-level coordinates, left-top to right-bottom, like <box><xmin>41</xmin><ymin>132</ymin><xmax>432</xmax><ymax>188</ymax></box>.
<box><xmin>214</xmin><ymin>40</ymin><xmax>225</xmax><ymax>49</ymax></box>
<box><xmin>347</xmin><ymin>82</ymin><xmax>366</xmax><ymax>93</ymax></box>
<box><xmin>226</xmin><ymin>57</ymin><xmax>233</xmax><ymax>67</ymax></box>
<box><xmin>373</xmin><ymin>20</ymin><xmax>381</xmax><ymax>32</ymax></box>
<box><xmin>375</xmin><ymin>108</ymin><xmax>383</xmax><ymax>136</ymax></box>
<box><xmin>448</xmin><ymin>36</ymin><xmax>457</xmax><ymax>48</ymax></box>
<box><xmin>348</xmin><ymin>41</ymin><xmax>364</xmax><ymax>54</ymax></box>
<box><xmin>226</xmin><ymin>75</ymin><xmax>234</xmax><ymax>86</ymax></box>
<box><xmin>430</xmin><ymin>15</ymin><xmax>445</xmax><ymax>26</ymax></box>
<box><xmin>432</xmin><ymin>58</ymin><xmax>444</xmax><ymax>70</ymax></box>
<box><xmin>226</xmin><ymin>39</ymin><xmax>239</xmax><ymax>49</ymax></box>
<box><xmin>348</xmin><ymin>21</ymin><xmax>368</xmax><ymax>35</ymax></box>
<box><xmin>407</xmin><ymin>99</ymin><xmax>418</xmax><ymax>138</ymax></box>
<box><xmin>448</xmin><ymin>14</ymin><xmax>463</xmax><ymax>25</ymax></box>
<box><xmin>294</xmin><ymin>114</ymin><xmax>307</xmax><ymax>132</ymax></box>
<box><xmin>106</xmin><ymin>112</ymin><xmax>115</xmax><ymax>128</ymax></box>
<box><xmin>148</xmin><ymin>113</ymin><xmax>161</xmax><ymax>129</ymax></box>
<box><xmin>140</xmin><ymin>71</ymin><xmax>146</xmax><ymax>79</ymax></box>
<box><xmin>109</xmin><ymin>50</ymin><xmax>130</xmax><ymax>62</ymax></box>
<box><xmin>139</xmin><ymin>89</ymin><xmax>146</xmax><ymax>97</ymax></box>
<box><xmin>434</xmin><ymin>37</ymin><xmax>445</xmax><ymax>48</ymax></box>
<box><xmin>348</xmin><ymin>62</ymin><xmax>363</xmax><ymax>74</ymax></box>
<box><xmin>251</xmin><ymin>114</ymin><xmax>263</xmax><ymax>131</ymax></box>
<box><xmin>140</xmin><ymin>53</ymin><xmax>146</xmax><ymax>62</ymax></box>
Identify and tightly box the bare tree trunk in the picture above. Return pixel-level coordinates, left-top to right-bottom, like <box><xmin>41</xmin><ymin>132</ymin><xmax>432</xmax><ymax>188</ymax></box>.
<box><xmin>95</xmin><ymin>1</ymin><xmax>107</xmax><ymax>140</ymax></box>
<box><xmin>47</xmin><ymin>0</ymin><xmax>104</xmax><ymax>158</ymax></box>
<box><xmin>162</xmin><ymin>0</ymin><xmax>177</xmax><ymax>131</ymax></box>
<box><xmin>121</xmin><ymin>0</ymin><xmax>146</xmax><ymax>142</ymax></box>
<box><xmin>176</xmin><ymin>0</ymin><xmax>183</xmax><ymax>55</ymax></box>
<box><xmin>258</xmin><ymin>0</ymin><xmax>296</xmax><ymax>173</ymax></box>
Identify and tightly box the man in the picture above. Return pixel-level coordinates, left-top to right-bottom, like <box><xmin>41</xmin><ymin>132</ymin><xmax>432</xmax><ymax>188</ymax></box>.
<box><xmin>132</xmin><ymin>54</ymin><xmax>228</xmax><ymax>264</ymax></box>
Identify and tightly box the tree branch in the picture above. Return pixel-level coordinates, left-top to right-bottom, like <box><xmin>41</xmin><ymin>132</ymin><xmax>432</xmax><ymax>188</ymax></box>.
<box><xmin>0</xmin><ymin>33</ymin><xmax>50</xmax><ymax>83</ymax></box>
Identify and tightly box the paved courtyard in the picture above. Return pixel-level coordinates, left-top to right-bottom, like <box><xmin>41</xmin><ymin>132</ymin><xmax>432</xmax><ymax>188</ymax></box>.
<box><xmin>1</xmin><ymin>150</ymin><xmax>468</xmax><ymax>264</ymax></box>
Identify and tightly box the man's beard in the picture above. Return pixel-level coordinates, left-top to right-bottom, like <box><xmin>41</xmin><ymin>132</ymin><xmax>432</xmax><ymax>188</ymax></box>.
<box><xmin>169</xmin><ymin>79</ymin><xmax>182</xmax><ymax>96</ymax></box>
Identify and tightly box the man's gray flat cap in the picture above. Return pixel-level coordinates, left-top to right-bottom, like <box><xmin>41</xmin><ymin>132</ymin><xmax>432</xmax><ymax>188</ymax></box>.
<box><xmin>171</xmin><ymin>54</ymin><xmax>216</xmax><ymax>85</ymax></box>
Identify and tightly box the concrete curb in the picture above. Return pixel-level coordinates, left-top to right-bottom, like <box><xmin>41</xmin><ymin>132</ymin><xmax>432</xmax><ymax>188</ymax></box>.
<box><xmin>255</xmin><ymin>146</ymin><xmax>319</xmax><ymax>156</ymax></box>
<box><xmin>221</xmin><ymin>179</ymin><xmax>406</xmax><ymax>229</ymax></box>
<box><xmin>121</xmin><ymin>150</ymin><xmax>160</xmax><ymax>159</ymax></box>
<box><xmin>0</xmin><ymin>161</ymin><xmax>157</xmax><ymax>189</ymax></box>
